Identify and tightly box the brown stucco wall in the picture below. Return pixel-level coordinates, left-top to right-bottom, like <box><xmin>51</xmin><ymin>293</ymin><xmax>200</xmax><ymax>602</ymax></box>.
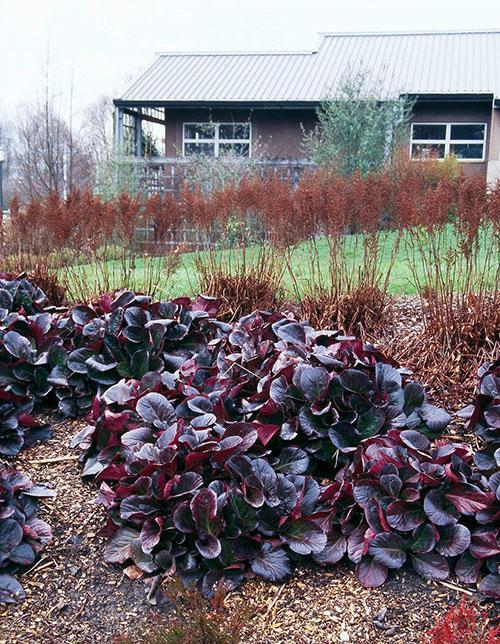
<box><xmin>252</xmin><ymin>110</ymin><xmax>317</xmax><ymax>157</ymax></box>
<box><xmin>163</xmin><ymin>108</ymin><xmax>316</xmax><ymax>158</ymax></box>
<box><xmin>163</xmin><ymin>101</ymin><xmax>495</xmax><ymax>177</ymax></box>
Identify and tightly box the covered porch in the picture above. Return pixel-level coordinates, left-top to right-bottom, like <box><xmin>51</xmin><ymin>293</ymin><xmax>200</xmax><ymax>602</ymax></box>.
<box><xmin>112</xmin><ymin>102</ymin><xmax>314</xmax><ymax>194</ymax></box>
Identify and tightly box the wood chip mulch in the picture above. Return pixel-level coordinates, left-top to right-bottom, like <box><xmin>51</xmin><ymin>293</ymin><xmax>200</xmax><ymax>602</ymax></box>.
<box><xmin>227</xmin><ymin>565</ymin><xmax>468</xmax><ymax>644</ymax></box>
<box><xmin>0</xmin><ymin>297</ymin><xmax>494</xmax><ymax>643</ymax></box>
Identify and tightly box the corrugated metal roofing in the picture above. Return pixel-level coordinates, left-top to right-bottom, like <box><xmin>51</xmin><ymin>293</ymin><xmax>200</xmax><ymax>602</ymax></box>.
<box><xmin>116</xmin><ymin>30</ymin><xmax>500</xmax><ymax>104</ymax></box>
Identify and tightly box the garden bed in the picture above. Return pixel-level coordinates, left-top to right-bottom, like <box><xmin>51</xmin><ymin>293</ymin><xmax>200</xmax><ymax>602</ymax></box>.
<box><xmin>0</xmin><ymin>419</ymin><xmax>471</xmax><ymax>644</ymax></box>
<box><xmin>1</xmin><ymin>296</ymin><xmax>495</xmax><ymax>644</ymax></box>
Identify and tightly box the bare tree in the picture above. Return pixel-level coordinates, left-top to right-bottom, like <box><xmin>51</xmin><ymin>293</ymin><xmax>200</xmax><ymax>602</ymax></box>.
<box><xmin>12</xmin><ymin>50</ymin><xmax>93</xmax><ymax>203</ymax></box>
<box><xmin>0</xmin><ymin>113</ymin><xmax>14</xmax><ymax>205</ymax></box>
<box><xmin>83</xmin><ymin>95</ymin><xmax>114</xmax><ymax>168</ymax></box>
<box><xmin>14</xmin><ymin>97</ymin><xmax>93</xmax><ymax>202</ymax></box>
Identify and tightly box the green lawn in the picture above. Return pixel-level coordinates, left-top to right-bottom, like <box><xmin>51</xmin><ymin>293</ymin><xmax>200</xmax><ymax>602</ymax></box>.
<box><xmin>62</xmin><ymin>225</ymin><xmax>498</xmax><ymax>301</ymax></box>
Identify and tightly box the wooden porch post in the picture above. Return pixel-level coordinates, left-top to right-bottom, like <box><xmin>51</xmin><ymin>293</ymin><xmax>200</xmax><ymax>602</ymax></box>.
<box><xmin>135</xmin><ymin>111</ymin><xmax>142</xmax><ymax>157</ymax></box>
<box><xmin>114</xmin><ymin>106</ymin><xmax>124</xmax><ymax>150</ymax></box>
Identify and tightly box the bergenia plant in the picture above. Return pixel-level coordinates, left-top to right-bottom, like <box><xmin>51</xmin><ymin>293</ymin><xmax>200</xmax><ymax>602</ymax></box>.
<box><xmin>458</xmin><ymin>360</ymin><xmax>500</xmax><ymax>474</ymax></box>
<box><xmin>70</xmin><ymin>308</ymin><xmax>500</xmax><ymax>601</ymax></box>
<box><xmin>2</xmin><ymin>277</ymin><xmax>497</xmax><ymax>602</ymax></box>
<box><xmin>0</xmin><ymin>463</ymin><xmax>55</xmax><ymax>602</ymax></box>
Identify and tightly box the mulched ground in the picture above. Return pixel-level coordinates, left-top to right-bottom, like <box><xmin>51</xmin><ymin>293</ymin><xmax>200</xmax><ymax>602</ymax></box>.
<box><xmin>0</xmin><ymin>297</ymin><xmax>494</xmax><ymax>643</ymax></box>
<box><xmin>229</xmin><ymin>565</ymin><xmax>467</xmax><ymax>644</ymax></box>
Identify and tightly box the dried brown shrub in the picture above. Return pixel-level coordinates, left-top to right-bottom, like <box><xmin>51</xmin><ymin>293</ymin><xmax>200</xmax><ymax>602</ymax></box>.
<box><xmin>401</xmin><ymin>175</ymin><xmax>499</xmax><ymax>399</ymax></box>
<box><xmin>113</xmin><ymin>192</ymin><xmax>143</xmax><ymax>249</ymax></box>
<box><xmin>195</xmin><ymin>246</ymin><xmax>284</xmax><ymax>322</ymax></box>
<box><xmin>285</xmin><ymin>168</ymin><xmax>399</xmax><ymax>338</ymax></box>
<box><xmin>0</xmin><ymin>189</ymin><xmax>185</xmax><ymax>304</ymax></box>
<box><xmin>1</xmin><ymin>190</ymin><xmax>113</xmax><ymax>266</ymax></box>
<box><xmin>186</xmin><ymin>174</ymin><xmax>290</xmax><ymax>321</ymax></box>
<box><xmin>300</xmin><ymin>285</ymin><xmax>393</xmax><ymax>337</ymax></box>
<box><xmin>27</xmin><ymin>264</ymin><xmax>67</xmax><ymax>307</ymax></box>
<box><xmin>143</xmin><ymin>192</ymin><xmax>182</xmax><ymax>245</ymax></box>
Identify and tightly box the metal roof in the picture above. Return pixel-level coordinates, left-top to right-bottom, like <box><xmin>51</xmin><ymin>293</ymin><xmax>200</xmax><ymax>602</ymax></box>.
<box><xmin>116</xmin><ymin>30</ymin><xmax>500</xmax><ymax>105</ymax></box>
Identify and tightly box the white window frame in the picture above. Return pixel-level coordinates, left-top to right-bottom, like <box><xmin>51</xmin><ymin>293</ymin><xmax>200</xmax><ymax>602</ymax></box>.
<box><xmin>410</xmin><ymin>122</ymin><xmax>487</xmax><ymax>163</ymax></box>
<box><xmin>182</xmin><ymin>122</ymin><xmax>252</xmax><ymax>158</ymax></box>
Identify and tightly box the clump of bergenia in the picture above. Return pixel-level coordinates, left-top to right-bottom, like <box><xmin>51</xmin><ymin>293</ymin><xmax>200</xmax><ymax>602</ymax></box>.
<box><xmin>2</xmin><ymin>279</ymin><xmax>497</xmax><ymax>601</ymax></box>
<box><xmin>0</xmin><ymin>286</ymin><xmax>225</xmax><ymax>454</ymax></box>
<box><xmin>333</xmin><ymin>430</ymin><xmax>498</xmax><ymax>597</ymax></box>
<box><xmin>0</xmin><ymin>276</ymin><xmax>56</xmax><ymax>456</ymax></box>
<box><xmin>47</xmin><ymin>291</ymin><xmax>225</xmax><ymax>417</ymax></box>
<box><xmin>69</xmin><ymin>310</ymin><xmax>500</xmax><ymax>600</ymax></box>
<box><xmin>0</xmin><ymin>463</ymin><xmax>55</xmax><ymax>603</ymax></box>
<box><xmin>0</xmin><ymin>274</ymin><xmax>47</xmax><ymax>316</ymax></box>
<box><xmin>458</xmin><ymin>360</ymin><xmax>500</xmax><ymax>474</ymax></box>
<box><xmin>455</xmin><ymin>359</ymin><xmax>500</xmax><ymax>598</ymax></box>
<box><xmin>0</xmin><ymin>392</ymin><xmax>52</xmax><ymax>458</ymax></box>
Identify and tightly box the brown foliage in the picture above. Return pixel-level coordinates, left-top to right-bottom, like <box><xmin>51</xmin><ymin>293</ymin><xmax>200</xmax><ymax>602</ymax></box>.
<box><xmin>300</xmin><ymin>285</ymin><xmax>393</xmax><ymax>337</ymax></box>
<box><xmin>3</xmin><ymin>163</ymin><xmax>486</xmax><ymax>267</ymax></box>
<box><xmin>401</xmin><ymin>174</ymin><xmax>499</xmax><ymax>399</ymax></box>
<box><xmin>1</xmin><ymin>164</ymin><xmax>497</xmax><ymax>384</ymax></box>
<box><xmin>27</xmin><ymin>264</ymin><xmax>67</xmax><ymax>307</ymax></box>
<box><xmin>114</xmin><ymin>192</ymin><xmax>143</xmax><ymax>248</ymax></box>
<box><xmin>143</xmin><ymin>193</ymin><xmax>182</xmax><ymax>244</ymax></box>
<box><xmin>196</xmin><ymin>247</ymin><xmax>284</xmax><ymax>322</ymax></box>
<box><xmin>4</xmin><ymin>190</ymin><xmax>115</xmax><ymax>259</ymax></box>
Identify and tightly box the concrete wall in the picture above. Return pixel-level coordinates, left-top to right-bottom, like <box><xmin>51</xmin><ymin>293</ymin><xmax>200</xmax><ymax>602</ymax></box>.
<box><xmin>163</xmin><ymin>101</ymin><xmax>497</xmax><ymax>177</ymax></box>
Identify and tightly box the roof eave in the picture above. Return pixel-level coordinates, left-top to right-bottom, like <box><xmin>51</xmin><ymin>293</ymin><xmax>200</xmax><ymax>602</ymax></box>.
<box><xmin>114</xmin><ymin>95</ymin><xmax>495</xmax><ymax>108</ymax></box>
<box><xmin>403</xmin><ymin>92</ymin><xmax>494</xmax><ymax>102</ymax></box>
<box><xmin>113</xmin><ymin>99</ymin><xmax>322</xmax><ymax>109</ymax></box>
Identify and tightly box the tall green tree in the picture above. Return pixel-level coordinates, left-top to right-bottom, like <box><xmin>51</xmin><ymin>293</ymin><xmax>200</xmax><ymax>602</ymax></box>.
<box><xmin>304</xmin><ymin>70</ymin><xmax>414</xmax><ymax>175</ymax></box>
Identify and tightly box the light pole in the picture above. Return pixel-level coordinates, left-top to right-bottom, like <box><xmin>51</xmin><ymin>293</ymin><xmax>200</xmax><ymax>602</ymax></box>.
<box><xmin>0</xmin><ymin>147</ymin><xmax>4</xmax><ymax>214</ymax></box>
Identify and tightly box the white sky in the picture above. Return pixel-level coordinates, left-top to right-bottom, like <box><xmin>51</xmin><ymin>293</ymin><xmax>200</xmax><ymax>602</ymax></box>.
<box><xmin>1</xmin><ymin>0</ymin><xmax>500</xmax><ymax>123</ymax></box>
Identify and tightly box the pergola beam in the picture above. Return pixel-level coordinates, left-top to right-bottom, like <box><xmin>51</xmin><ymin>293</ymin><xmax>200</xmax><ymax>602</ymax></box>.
<box><xmin>121</xmin><ymin>107</ymin><xmax>166</xmax><ymax>126</ymax></box>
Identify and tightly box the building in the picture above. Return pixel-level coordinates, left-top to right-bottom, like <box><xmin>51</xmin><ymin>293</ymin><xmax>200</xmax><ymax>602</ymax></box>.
<box><xmin>114</xmin><ymin>30</ymin><xmax>500</xmax><ymax>183</ymax></box>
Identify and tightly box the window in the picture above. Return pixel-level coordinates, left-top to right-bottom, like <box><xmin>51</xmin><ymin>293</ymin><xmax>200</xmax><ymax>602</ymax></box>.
<box><xmin>410</xmin><ymin>123</ymin><xmax>487</xmax><ymax>162</ymax></box>
<box><xmin>183</xmin><ymin>122</ymin><xmax>251</xmax><ymax>157</ymax></box>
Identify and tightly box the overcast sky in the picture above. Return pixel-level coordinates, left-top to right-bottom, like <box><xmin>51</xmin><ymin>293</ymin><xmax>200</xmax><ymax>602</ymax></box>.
<box><xmin>1</xmin><ymin>0</ymin><xmax>499</xmax><ymax>123</ymax></box>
